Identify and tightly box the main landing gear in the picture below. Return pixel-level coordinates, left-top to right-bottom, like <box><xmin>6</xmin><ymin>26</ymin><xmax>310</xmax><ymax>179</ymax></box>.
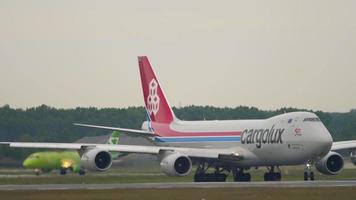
<box><xmin>193</xmin><ymin>161</ymin><xmax>252</xmax><ymax>182</ymax></box>
<box><xmin>232</xmin><ymin>168</ymin><xmax>251</xmax><ymax>182</ymax></box>
<box><xmin>304</xmin><ymin>163</ymin><xmax>315</xmax><ymax>181</ymax></box>
<box><xmin>60</xmin><ymin>167</ymin><xmax>67</xmax><ymax>175</ymax></box>
<box><xmin>193</xmin><ymin>161</ymin><xmax>285</xmax><ymax>182</ymax></box>
<box><xmin>60</xmin><ymin>167</ymin><xmax>85</xmax><ymax>176</ymax></box>
<box><xmin>194</xmin><ymin>162</ymin><xmax>228</xmax><ymax>182</ymax></box>
<box><xmin>34</xmin><ymin>169</ymin><xmax>41</xmax><ymax>176</ymax></box>
<box><xmin>264</xmin><ymin>166</ymin><xmax>281</xmax><ymax>181</ymax></box>
<box><xmin>79</xmin><ymin>169</ymin><xmax>86</xmax><ymax>175</ymax></box>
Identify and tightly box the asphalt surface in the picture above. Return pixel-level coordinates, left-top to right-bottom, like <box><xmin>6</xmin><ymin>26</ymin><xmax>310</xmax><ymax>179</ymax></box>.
<box><xmin>1</xmin><ymin>181</ymin><xmax>356</xmax><ymax>190</ymax></box>
<box><xmin>0</xmin><ymin>173</ymin><xmax>162</xmax><ymax>178</ymax></box>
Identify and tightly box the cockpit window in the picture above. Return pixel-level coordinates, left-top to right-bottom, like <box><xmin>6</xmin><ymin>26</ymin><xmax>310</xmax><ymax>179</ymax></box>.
<box><xmin>303</xmin><ymin>117</ymin><xmax>320</xmax><ymax>122</ymax></box>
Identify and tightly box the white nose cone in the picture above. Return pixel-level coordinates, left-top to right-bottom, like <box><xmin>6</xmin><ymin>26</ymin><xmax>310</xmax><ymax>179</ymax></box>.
<box><xmin>314</xmin><ymin>123</ymin><xmax>333</xmax><ymax>158</ymax></box>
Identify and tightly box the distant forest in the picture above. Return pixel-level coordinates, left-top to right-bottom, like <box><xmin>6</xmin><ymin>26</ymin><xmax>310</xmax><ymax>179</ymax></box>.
<box><xmin>0</xmin><ymin>104</ymin><xmax>356</xmax><ymax>160</ymax></box>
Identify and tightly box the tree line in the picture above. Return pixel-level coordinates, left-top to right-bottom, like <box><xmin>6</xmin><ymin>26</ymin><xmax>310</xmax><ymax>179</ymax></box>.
<box><xmin>0</xmin><ymin>104</ymin><xmax>355</xmax><ymax>160</ymax></box>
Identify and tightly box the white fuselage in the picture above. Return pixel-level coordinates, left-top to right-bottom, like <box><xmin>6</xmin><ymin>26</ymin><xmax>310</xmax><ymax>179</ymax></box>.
<box><xmin>143</xmin><ymin>112</ymin><xmax>333</xmax><ymax>167</ymax></box>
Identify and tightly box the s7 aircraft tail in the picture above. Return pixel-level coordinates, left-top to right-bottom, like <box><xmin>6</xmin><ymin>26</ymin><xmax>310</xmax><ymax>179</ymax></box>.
<box><xmin>138</xmin><ymin>56</ymin><xmax>176</xmax><ymax>124</ymax></box>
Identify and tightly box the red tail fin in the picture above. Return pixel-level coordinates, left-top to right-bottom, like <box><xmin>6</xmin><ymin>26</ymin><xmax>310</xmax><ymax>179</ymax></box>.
<box><xmin>138</xmin><ymin>56</ymin><xmax>175</xmax><ymax>124</ymax></box>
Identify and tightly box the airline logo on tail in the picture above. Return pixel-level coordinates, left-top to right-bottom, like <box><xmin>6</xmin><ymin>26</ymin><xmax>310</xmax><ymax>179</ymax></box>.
<box><xmin>108</xmin><ymin>131</ymin><xmax>120</xmax><ymax>145</ymax></box>
<box><xmin>147</xmin><ymin>79</ymin><xmax>160</xmax><ymax>115</ymax></box>
<box><xmin>107</xmin><ymin>131</ymin><xmax>128</xmax><ymax>158</ymax></box>
<box><xmin>139</xmin><ymin>56</ymin><xmax>174</xmax><ymax>123</ymax></box>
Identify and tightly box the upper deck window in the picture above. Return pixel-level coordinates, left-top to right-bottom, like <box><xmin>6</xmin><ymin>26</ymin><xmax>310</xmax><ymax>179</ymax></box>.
<box><xmin>303</xmin><ymin>117</ymin><xmax>320</xmax><ymax>122</ymax></box>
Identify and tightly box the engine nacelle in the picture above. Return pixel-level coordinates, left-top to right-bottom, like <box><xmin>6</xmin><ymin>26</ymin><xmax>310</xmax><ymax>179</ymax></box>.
<box><xmin>350</xmin><ymin>150</ymin><xmax>356</xmax><ymax>165</ymax></box>
<box><xmin>81</xmin><ymin>148</ymin><xmax>112</xmax><ymax>172</ymax></box>
<box><xmin>160</xmin><ymin>153</ymin><xmax>192</xmax><ymax>177</ymax></box>
<box><xmin>315</xmin><ymin>151</ymin><xmax>344</xmax><ymax>175</ymax></box>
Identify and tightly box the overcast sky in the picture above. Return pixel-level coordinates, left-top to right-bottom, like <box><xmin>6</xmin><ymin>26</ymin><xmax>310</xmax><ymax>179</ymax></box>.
<box><xmin>0</xmin><ymin>0</ymin><xmax>355</xmax><ymax>112</ymax></box>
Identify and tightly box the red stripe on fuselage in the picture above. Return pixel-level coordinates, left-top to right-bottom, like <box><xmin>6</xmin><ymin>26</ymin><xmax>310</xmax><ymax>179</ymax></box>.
<box><xmin>151</xmin><ymin>122</ymin><xmax>241</xmax><ymax>137</ymax></box>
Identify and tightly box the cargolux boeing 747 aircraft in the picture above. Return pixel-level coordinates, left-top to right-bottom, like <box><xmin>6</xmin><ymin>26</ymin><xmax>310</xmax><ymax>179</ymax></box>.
<box><xmin>1</xmin><ymin>56</ymin><xmax>356</xmax><ymax>182</ymax></box>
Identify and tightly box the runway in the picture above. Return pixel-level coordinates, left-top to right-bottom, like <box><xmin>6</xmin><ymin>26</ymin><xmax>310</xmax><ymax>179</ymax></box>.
<box><xmin>0</xmin><ymin>173</ymin><xmax>162</xmax><ymax>178</ymax></box>
<box><xmin>1</xmin><ymin>180</ymin><xmax>356</xmax><ymax>190</ymax></box>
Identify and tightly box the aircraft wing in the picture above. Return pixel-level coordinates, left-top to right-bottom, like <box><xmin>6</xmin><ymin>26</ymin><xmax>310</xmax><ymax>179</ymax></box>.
<box><xmin>73</xmin><ymin>123</ymin><xmax>156</xmax><ymax>137</ymax></box>
<box><xmin>332</xmin><ymin>140</ymin><xmax>356</xmax><ymax>152</ymax></box>
<box><xmin>0</xmin><ymin>142</ymin><xmax>243</xmax><ymax>160</ymax></box>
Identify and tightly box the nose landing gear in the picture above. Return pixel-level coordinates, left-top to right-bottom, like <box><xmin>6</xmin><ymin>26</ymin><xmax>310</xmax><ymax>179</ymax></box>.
<box><xmin>304</xmin><ymin>162</ymin><xmax>315</xmax><ymax>181</ymax></box>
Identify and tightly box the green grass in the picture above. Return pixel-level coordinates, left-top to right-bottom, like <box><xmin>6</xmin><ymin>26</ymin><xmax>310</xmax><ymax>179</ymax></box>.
<box><xmin>1</xmin><ymin>187</ymin><xmax>356</xmax><ymax>200</ymax></box>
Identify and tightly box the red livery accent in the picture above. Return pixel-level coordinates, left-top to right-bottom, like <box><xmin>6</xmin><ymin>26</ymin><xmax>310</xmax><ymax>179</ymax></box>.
<box><xmin>151</xmin><ymin>122</ymin><xmax>241</xmax><ymax>137</ymax></box>
<box><xmin>138</xmin><ymin>56</ymin><xmax>174</xmax><ymax>124</ymax></box>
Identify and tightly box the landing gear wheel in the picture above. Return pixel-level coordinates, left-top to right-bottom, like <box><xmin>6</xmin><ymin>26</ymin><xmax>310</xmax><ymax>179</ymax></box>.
<box><xmin>310</xmin><ymin>172</ymin><xmax>314</xmax><ymax>181</ymax></box>
<box><xmin>193</xmin><ymin>162</ymin><xmax>229</xmax><ymax>182</ymax></box>
<box><xmin>60</xmin><ymin>168</ymin><xmax>67</xmax><ymax>175</ymax></box>
<box><xmin>79</xmin><ymin>169</ymin><xmax>86</xmax><ymax>175</ymax></box>
<box><xmin>34</xmin><ymin>169</ymin><xmax>41</xmax><ymax>176</ymax></box>
<box><xmin>264</xmin><ymin>172</ymin><xmax>279</xmax><ymax>181</ymax></box>
<box><xmin>233</xmin><ymin>168</ymin><xmax>251</xmax><ymax>182</ymax></box>
<box><xmin>304</xmin><ymin>172</ymin><xmax>308</xmax><ymax>181</ymax></box>
<box><xmin>194</xmin><ymin>172</ymin><xmax>227</xmax><ymax>182</ymax></box>
<box><xmin>215</xmin><ymin>173</ymin><xmax>227</xmax><ymax>182</ymax></box>
<box><xmin>264</xmin><ymin>167</ymin><xmax>281</xmax><ymax>181</ymax></box>
<box><xmin>234</xmin><ymin>173</ymin><xmax>251</xmax><ymax>182</ymax></box>
<box><xmin>304</xmin><ymin>162</ymin><xmax>315</xmax><ymax>181</ymax></box>
<box><xmin>194</xmin><ymin>173</ymin><xmax>206</xmax><ymax>182</ymax></box>
<box><xmin>304</xmin><ymin>171</ymin><xmax>315</xmax><ymax>181</ymax></box>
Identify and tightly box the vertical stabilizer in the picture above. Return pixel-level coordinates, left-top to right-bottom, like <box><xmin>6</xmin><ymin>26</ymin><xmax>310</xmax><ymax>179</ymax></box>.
<box><xmin>138</xmin><ymin>56</ymin><xmax>175</xmax><ymax>124</ymax></box>
<box><xmin>107</xmin><ymin>131</ymin><xmax>120</xmax><ymax>145</ymax></box>
<box><xmin>107</xmin><ymin>131</ymin><xmax>127</xmax><ymax>158</ymax></box>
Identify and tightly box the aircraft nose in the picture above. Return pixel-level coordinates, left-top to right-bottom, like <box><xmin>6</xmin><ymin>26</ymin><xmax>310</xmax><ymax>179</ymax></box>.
<box><xmin>317</xmin><ymin>126</ymin><xmax>333</xmax><ymax>157</ymax></box>
<box><xmin>23</xmin><ymin>159</ymin><xmax>30</xmax><ymax>168</ymax></box>
<box><xmin>306</xmin><ymin>122</ymin><xmax>333</xmax><ymax>158</ymax></box>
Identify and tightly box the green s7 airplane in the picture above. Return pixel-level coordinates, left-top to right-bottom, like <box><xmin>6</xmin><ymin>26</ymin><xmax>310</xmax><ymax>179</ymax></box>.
<box><xmin>22</xmin><ymin>131</ymin><xmax>123</xmax><ymax>175</ymax></box>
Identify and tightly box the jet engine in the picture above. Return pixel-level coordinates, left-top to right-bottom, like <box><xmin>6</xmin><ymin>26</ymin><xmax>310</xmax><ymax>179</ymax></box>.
<box><xmin>315</xmin><ymin>151</ymin><xmax>344</xmax><ymax>175</ymax></box>
<box><xmin>160</xmin><ymin>153</ymin><xmax>192</xmax><ymax>176</ymax></box>
<box><xmin>350</xmin><ymin>150</ymin><xmax>356</xmax><ymax>165</ymax></box>
<box><xmin>81</xmin><ymin>148</ymin><xmax>112</xmax><ymax>171</ymax></box>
